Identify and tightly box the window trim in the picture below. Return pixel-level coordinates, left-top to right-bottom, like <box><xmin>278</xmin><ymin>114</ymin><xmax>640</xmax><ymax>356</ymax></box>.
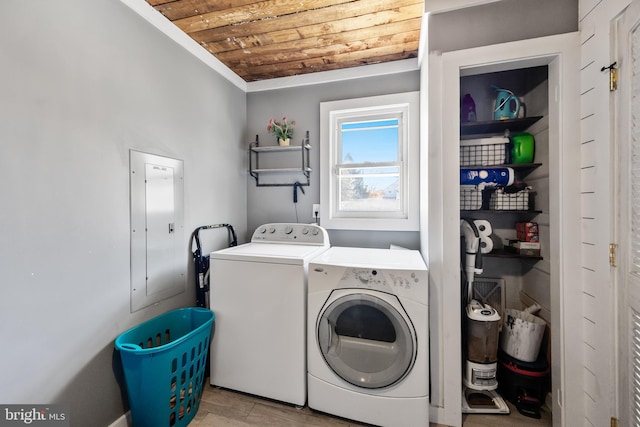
<box><xmin>320</xmin><ymin>92</ymin><xmax>420</xmax><ymax>231</ymax></box>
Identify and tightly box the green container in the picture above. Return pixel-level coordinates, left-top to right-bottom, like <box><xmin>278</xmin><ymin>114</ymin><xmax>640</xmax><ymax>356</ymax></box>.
<box><xmin>510</xmin><ymin>133</ymin><xmax>535</xmax><ymax>164</ymax></box>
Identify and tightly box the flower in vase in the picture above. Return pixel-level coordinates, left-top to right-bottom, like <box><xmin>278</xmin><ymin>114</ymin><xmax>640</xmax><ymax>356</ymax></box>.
<box><xmin>267</xmin><ymin>117</ymin><xmax>296</xmax><ymax>141</ymax></box>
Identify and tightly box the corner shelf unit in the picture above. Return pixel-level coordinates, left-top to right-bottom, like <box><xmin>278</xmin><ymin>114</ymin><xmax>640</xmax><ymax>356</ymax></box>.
<box><xmin>249</xmin><ymin>131</ymin><xmax>311</xmax><ymax>187</ymax></box>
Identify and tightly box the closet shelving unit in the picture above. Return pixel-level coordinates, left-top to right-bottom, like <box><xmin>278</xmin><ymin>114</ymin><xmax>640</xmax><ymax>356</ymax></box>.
<box><xmin>460</xmin><ymin>116</ymin><xmax>544</xmax><ymax>261</ymax></box>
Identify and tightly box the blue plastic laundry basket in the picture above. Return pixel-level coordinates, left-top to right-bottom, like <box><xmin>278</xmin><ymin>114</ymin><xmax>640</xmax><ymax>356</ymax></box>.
<box><xmin>115</xmin><ymin>307</ymin><xmax>214</xmax><ymax>427</ymax></box>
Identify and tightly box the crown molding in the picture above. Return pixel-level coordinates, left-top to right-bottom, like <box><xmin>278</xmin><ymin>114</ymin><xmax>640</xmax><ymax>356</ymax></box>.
<box><xmin>246</xmin><ymin>59</ymin><xmax>420</xmax><ymax>93</ymax></box>
<box><xmin>119</xmin><ymin>0</ymin><xmax>248</xmax><ymax>91</ymax></box>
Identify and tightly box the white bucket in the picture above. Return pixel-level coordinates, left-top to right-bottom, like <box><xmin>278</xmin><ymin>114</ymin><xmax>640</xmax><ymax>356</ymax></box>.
<box><xmin>500</xmin><ymin>308</ymin><xmax>546</xmax><ymax>362</ymax></box>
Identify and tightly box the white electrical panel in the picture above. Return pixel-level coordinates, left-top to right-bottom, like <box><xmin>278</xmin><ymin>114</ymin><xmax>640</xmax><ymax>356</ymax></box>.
<box><xmin>130</xmin><ymin>150</ymin><xmax>185</xmax><ymax>312</ymax></box>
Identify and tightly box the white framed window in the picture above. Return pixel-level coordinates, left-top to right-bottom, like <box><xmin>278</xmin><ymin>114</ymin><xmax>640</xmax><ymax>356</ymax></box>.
<box><xmin>320</xmin><ymin>92</ymin><xmax>419</xmax><ymax>231</ymax></box>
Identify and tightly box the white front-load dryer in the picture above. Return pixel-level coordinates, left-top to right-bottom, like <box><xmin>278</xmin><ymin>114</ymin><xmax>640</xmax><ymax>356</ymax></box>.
<box><xmin>307</xmin><ymin>247</ymin><xmax>429</xmax><ymax>427</ymax></box>
<box><xmin>209</xmin><ymin>223</ymin><xmax>329</xmax><ymax>407</ymax></box>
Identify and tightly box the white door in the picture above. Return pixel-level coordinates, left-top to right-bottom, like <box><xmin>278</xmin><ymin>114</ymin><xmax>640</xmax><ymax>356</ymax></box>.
<box><xmin>616</xmin><ymin>2</ymin><xmax>640</xmax><ymax>424</ymax></box>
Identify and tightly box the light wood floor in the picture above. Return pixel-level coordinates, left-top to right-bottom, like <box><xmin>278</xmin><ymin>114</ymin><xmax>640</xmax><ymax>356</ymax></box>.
<box><xmin>190</xmin><ymin>383</ymin><xmax>552</xmax><ymax>427</ymax></box>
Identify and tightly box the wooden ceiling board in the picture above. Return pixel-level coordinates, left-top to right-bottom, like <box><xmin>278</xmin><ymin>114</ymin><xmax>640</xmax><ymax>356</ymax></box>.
<box><xmin>190</xmin><ymin>0</ymin><xmax>421</xmax><ymax>45</ymax></box>
<box><xmin>234</xmin><ymin>39</ymin><xmax>418</xmax><ymax>80</ymax></box>
<box><xmin>147</xmin><ymin>0</ymin><xmax>424</xmax><ymax>82</ymax></box>
<box><xmin>196</xmin><ymin>2</ymin><xmax>422</xmax><ymax>51</ymax></box>
<box><xmin>215</xmin><ymin>20</ymin><xmax>422</xmax><ymax>66</ymax></box>
<box><xmin>173</xmin><ymin>0</ymin><xmax>357</xmax><ymax>33</ymax></box>
<box><xmin>152</xmin><ymin>0</ymin><xmax>260</xmax><ymax>21</ymax></box>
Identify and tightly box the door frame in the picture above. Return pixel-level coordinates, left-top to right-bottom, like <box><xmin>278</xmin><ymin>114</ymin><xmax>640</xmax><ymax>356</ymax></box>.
<box><xmin>426</xmin><ymin>32</ymin><xmax>581</xmax><ymax>426</ymax></box>
<box><xmin>614</xmin><ymin>1</ymin><xmax>640</xmax><ymax>422</ymax></box>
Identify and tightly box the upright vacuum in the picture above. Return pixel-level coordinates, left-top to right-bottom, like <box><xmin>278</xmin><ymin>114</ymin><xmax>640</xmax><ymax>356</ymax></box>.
<box><xmin>460</xmin><ymin>219</ymin><xmax>509</xmax><ymax>414</ymax></box>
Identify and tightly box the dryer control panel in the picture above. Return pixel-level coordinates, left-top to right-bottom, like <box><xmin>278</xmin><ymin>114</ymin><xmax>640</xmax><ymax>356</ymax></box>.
<box><xmin>251</xmin><ymin>223</ymin><xmax>329</xmax><ymax>246</ymax></box>
<box><xmin>340</xmin><ymin>268</ymin><xmax>424</xmax><ymax>291</ymax></box>
<box><xmin>317</xmin><ymin>266</ymin><xmax>428</xmax><ymax>305</ymax></box>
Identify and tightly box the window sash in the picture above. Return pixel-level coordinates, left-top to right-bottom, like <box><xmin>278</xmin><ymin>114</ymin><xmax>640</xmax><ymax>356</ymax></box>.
<box><xmin>336</xmin><ymin>163</ymin><xmax>403</xmax><ymax>214</ymax></box>
<box><xmin>332</xmin><ymin>111</ymin><xmax>407</xmax><ymax>219</ymax></box>
<box><xmin>338</xmin><ymin>118</ymin><xmax>401</xmax><ymax>164</ymax></box>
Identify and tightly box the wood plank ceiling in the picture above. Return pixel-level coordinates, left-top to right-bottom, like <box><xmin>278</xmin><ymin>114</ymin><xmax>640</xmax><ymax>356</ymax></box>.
<box><xmin>146</xmin><ymin>0</ymin><xmax>424</xmax><ymax>82</ymax></box>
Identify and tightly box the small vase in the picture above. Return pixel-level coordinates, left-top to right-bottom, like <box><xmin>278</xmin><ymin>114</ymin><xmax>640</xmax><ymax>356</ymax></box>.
<box><xmin>278</xmin><ymin>138</ymin><xmax>290</xmax><ymax>146</ymax></box>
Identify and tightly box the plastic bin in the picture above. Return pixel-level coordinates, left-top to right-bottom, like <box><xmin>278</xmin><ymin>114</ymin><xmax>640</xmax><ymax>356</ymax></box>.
<box><xmin>115</xmin><ymin>308</ymin><xmax>214</xmax><ymax>427</ymax></box>
<box><xmin>500</xmin><ymin>308</ymin><xmax>546</xmax><ymax>362</ymax></box>
<box><xmin>497</xmin><ymin>350</ymin><xmax>550</xmax><ymax>419</ymax></box>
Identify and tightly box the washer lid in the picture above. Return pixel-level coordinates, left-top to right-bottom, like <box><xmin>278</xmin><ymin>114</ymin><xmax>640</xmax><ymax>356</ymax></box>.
<box><xmin>211</xmin><ymin>242</ymin><xmax>328</xmax><ymax>264</ymax></box>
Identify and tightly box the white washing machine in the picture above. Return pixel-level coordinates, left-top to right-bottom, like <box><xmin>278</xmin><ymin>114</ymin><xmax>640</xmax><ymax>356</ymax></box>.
<box><xmin>307</xmin><ymin>247</ymin><xmax>429</xmax><ymax>427</ymax></box>
<box><xmin>209</xmin><ymin>223</ymin><xmax>329</xmax><ymax>406</ymax></box>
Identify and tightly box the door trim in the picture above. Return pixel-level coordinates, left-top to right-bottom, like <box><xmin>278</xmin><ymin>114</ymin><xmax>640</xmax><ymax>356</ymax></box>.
<box><xmin>427</xmin><ymin>32</ymin><xmax>581</xmax><ymax>426</ymax></box>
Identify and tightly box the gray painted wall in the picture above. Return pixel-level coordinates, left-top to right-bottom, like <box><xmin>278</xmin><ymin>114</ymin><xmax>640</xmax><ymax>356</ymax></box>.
<box><xmin>0</xmin><ymin>1</ymin><xmax>247</xmax><ymax>425</ymax></box>
<box><xmin>246</xmin><ymin>71</ymin><xmax>420</xmax><ymax>249</ymax></box>
<box><xmin>429</xmin><ymin>0</ymin><xmax>578</xmax><ymax>53</ymax></box>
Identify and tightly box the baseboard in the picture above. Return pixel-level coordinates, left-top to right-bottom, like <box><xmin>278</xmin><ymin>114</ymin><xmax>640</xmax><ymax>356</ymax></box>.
<box><xmin>108</xmin><ymin>411</ymin><xmax>131</xmax><ymax>427</ymax></box>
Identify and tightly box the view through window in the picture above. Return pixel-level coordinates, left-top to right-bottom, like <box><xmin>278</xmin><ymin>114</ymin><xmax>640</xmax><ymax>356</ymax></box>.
<box><xmin>338</xmin><ymin>118</ymin><xmax>401</xmax><ymax>212</ymax></box>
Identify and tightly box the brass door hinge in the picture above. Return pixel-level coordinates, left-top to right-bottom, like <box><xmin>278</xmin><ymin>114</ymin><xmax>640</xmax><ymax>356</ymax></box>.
<box><xmin>610</xmin><ymin>67</ymin><xmax>619</xmax><ymax>91</ymax></box>
<box><xmin>611</xmin><ymin>416</ymin><xmax>619</xmax><ymax>427</ymax></box>
<box><xmin>601</xmin><ymin>62</ymin><xmax>618</xmax><ymax>91</ymax></box>
<box><xmin>610</xmin><ymin>243</ymin><xmax>618</xmax><ymax>267</ymax></box>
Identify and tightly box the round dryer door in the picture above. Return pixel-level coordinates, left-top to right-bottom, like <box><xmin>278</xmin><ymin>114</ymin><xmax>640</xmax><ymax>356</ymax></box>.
<box><xmin>316</xmin><ymin>291</ymin><xmax>416</xmax><ymax>389</ymax></box>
